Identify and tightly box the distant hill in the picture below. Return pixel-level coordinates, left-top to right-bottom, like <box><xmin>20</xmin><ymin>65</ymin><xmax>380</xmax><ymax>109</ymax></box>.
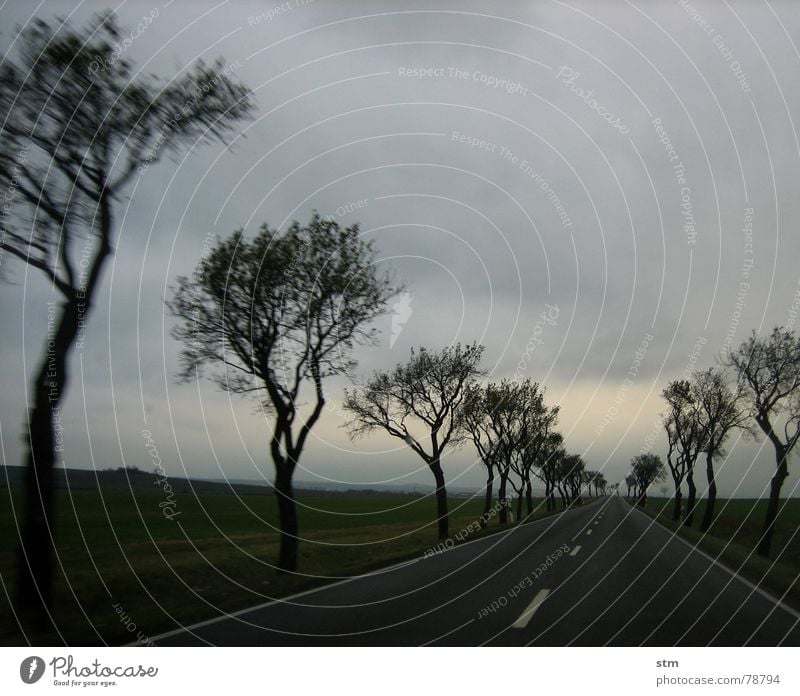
<box><xmin>0</xmin><ymin>466</ymin><xmax>481</xmax><ymax>498</ymax></box>
<box><xmin>0</xmin><ymin>465</ymin><xmax>275</xmax><ymax>497</ymax></box>
<box><xmin>212</xmin><ymin>477</ymin><xmax>480</xmax><ymax>497</ymax></box>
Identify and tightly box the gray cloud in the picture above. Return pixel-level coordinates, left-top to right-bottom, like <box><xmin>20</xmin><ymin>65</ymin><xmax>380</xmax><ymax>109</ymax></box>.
<box><xmin>2</xmin><ymin>0</ymin><xmax>800</xmax><ymax>497</ymax></box>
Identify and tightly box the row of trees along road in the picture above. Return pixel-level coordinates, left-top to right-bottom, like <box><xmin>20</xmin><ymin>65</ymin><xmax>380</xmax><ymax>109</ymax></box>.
<box><xmin>0</xmin><ymin>13</ymin><xmax>256</xmax><ymax>627</ymax></box>
<box><xmin>344</xmin><ymin>365</ymin><xmax>605</xmax><ymax>540</ymax></box>
<box><xmin>657</xmin><ymin>327</ymin><xmax>800</xmax><ymax>557</ymax></box>
<box><xmin>462</xmin><ymin>379</ymin><xmax>606</xmax><ymax>523</ymax></box>
<box><xmin>1</xmin><ymin>12</ymin><xmax>597</xmax><ymax>627</ymax></box>
<box><xmin>625</xmin><ymin>453</ymin><xmax>667</xmax><ymax>508</ymax></box>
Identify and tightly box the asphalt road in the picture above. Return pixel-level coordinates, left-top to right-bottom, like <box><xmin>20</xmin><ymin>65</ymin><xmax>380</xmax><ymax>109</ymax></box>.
<box><xmin>152</xmin><ymin>495</ymin><xmax>800</xmax><ymax>646</ymax></box>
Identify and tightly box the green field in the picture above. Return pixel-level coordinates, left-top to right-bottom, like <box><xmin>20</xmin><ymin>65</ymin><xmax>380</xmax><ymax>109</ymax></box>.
<box><xmin>638</xmin><ymin>497</ymin><xmax>800</xmax><ymax>612</ymax></box>
<box><xmin>0</xmin><ymin>486</ymin><xmax>553</xmax><ymax>646</ymax></box>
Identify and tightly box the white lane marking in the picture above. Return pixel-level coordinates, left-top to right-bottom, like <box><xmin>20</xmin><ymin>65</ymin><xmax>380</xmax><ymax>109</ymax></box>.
<box><xmin>570</xmin><ymin>545</ymin><xmax>582</xmax><ymax>557</ymax></box>
<box><xmin>512</xmin><ymin>589</ymin><xmax>550</xmax><ymax>629</ymax></box>
<box><xmin>594</xmin><ymin>521</ymin><xmax>600</xmax><ymax>525</ymax></box>
<box><xmin>586</xmin><ymin>529</ymin><xmax>593</xmax><ymax>535</ymax></box>
<box><xmin>148</xmin><ymin>497</ymin><xmax>610</xmax><ymax>646</ymax></box>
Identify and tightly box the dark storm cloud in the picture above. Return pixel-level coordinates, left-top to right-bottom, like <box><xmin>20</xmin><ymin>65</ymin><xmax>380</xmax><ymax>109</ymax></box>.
<box><xmin>2</xmin><ymin>0</ymin><xmax>800</xmax><ymax>495</ymax></box>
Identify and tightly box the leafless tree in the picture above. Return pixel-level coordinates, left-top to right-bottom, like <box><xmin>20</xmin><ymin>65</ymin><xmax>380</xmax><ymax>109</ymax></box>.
<box><xmin>662</xmin><ymin>379</ymin><xmax>705</xmax><ymax>523</ymax></box>
<box><xmin>168</xmin><ymin>217</ymin><xmax>398</xmax><ymax>572</ymax></box>
<box><xmin>511</xmin><ymin>382</ymin><xmax>559</xmax><ymax>518</ymax></box>
<box><xmin>692</xmin><ymin>368</ymin><xmax>750</xmax><ymax>532</ymax></box>
<box><xmin>630</xmin><ymin>453</ymin><xmax>666</xmax><ymax>508</ymax></box>
<box><xmin>344</xmin><ymin>343</ymin><xmax>484</xmax><ymax>539</ymax></box>
<box><xmin>532</xmin><ymin>431</ymin><xmax>564</xmax><ymax>512</ymax></box>
<box><xmin>723</xmin><ymin>327</ymin><xmax>800</xmax><ymax>556</ymax></box>
<box><xmin>0</xmin><ymin>12</ymin><xmax>254</xmax><ymax>621</ymax></box>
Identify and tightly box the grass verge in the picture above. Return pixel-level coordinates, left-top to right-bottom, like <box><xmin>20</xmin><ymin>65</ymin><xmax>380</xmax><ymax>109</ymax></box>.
<box><xmin>0</xmin><ymin>488</ymin><xmax>566</xmax><ymax>646</ymax></box>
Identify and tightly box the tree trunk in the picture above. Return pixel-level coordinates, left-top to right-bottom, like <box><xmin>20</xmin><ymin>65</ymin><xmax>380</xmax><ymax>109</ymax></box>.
<box><xmin>481</xmin><ymin>466</ymin><xmax>494</xmax><ymax>528</ymax></box>
<box><xmin>757</xmin><ymin>446</ymin><xmax>788</xmax><ymax>557</ymax></box>
<box><xmin>700</xmin><ymin>451</ymin><xmax>717</xmax><ymax>533</ymax></box>
<box><xmin>430</xmin><ymin>458</ymin><xmax>449</xmax><ymax>540</ymax></box>
<box><xmin>17</xmin><ymin>298</ymin><xmax>81</xmax><ymax>627</ymax></box>
<box><xmin>525</xmin><ymin>479</ymin><xmax>533</xmax><ymax>516</ymax></box>
<box><xmin>557</xmin><ymin>484</ymin><xmax>567</xmax><ymax>509</ymax></box>
<box><xmin>516</xmin><ymin>491</ymin><xmax>523</xmax><ymax>521</ymax></box>
<box><xmin>685</xmin><ymin>468</ymin><xmax>697</xmax><ymax>527</ymax></box>
<box><xmin>274</xmin><ymin>465</ymin><xmax>298</xmax><ymax>573</ymax></box>
<box><xmin>498</xmin><ymin>471</ymin><xmax>509</xmax><ymax>524</ymax></box>
<box><xmin>18</xmin><ymin>195</ymin><xmax>112</xmax><ymax>626</ymax></box>
<box><xmin>672</xmin><ymin>487</ymin><xmax>682</xmax><ymax>521</ymax></box>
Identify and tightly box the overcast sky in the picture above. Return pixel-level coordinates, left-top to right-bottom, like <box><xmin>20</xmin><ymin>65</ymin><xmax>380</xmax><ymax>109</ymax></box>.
<box><xmin>2</xmin><ymin>0</ymin><xmax>800</xmax><ymax>498</ymax></box>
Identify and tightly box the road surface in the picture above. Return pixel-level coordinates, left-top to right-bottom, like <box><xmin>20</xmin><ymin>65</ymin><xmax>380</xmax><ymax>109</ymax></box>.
<box><xmin>151</xmin><ymin>496</ymin><xmax>800</xmax><ymax>646</ymax></box>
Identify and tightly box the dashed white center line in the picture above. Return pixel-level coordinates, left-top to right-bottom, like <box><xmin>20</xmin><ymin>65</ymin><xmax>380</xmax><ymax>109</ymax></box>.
<box><xmin>594</xmin><ymin>520</ymin><xmax>600</xmax><ymax>525</ymax></box>
<box><xmin>511</xmin><ymin>589</ymin><xmax>550</xmax><ymax>629</ymax></box>
<box><xmin>586</xmin><ymin>529</ymin><xmax>593</xmax><ymax>535</ymax></box>
<box><xmin>570</xmin><ymin>545</ymin><xmax>582</xmax><ymax>557</ymax></box>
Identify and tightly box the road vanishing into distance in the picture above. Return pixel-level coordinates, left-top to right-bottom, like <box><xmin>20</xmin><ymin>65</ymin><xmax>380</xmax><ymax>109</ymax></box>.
<box><xmin>152</xmin><ymin>496</ymin><xmax>800</xmax><ymax>646</ymax></box>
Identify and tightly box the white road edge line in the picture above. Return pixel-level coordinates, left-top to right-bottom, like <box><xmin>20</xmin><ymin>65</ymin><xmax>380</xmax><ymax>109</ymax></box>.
<box><xmin>511</xmin><ymin>589</ymin><xmax>550</xmax><ymax>629</ymax></box>
<box><xmin>143</xmin><ymin>498</ymin><xmax>610</xmax><ymax>645</ymax></box>
<box><xmin>628</xmin><ymin>503</ymin><xmax>800</xmax><ymax>621</ymax></box>
<box><xmin>570</xmin><ymin>545</ymin><xmax>582</xmax><ymax>557</ymax></box>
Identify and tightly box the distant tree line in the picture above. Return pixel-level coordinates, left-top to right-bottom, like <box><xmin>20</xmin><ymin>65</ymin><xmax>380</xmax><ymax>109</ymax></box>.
<box><xmin>625</xmin><ymin>327</ymin><xmax>800</xmax><ymax>558</ymax></box>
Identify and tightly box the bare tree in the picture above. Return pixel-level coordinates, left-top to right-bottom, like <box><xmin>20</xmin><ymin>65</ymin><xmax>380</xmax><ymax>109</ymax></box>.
<box><xmin>344</xmin><ymin>343</ymin><xmax>484</xmax><ymax>539</ymax></box>
<box><xmin>723</xmin><ymin>327</ymin><xmax>800</xmax><ymax>556</ymax></box>
<box><xmin>461</xmin><ymin>378</ymin><xmax>524</xmax><ymax>526</ymax></box>
<box><xmin>594</xmin><ymin>472</ymin><xmax>608</xmax><ymax>496</ymax></box>
<box><xmin>624</xmin><ymin>474</ymin><xmax>636</xmax><ymax>499</ymax></box>
<box><xmin>662</xmin><ymin>379</ymin><xmax>705</xmax><ymax>523</ymax></box>
<box><xmin>168</xmin><ymin>217</ymin><xmax>398</xmax><ymax>572</ymax></box>
<box><xmin>0</xmin><ymin>13</ymin><xmax>254</xmax><ymax>621</ymax></box>
<box><xmin>532</xmin><ymin>431</ymin><xmax>564</xmax><ymax>512</ymax></box>
<box><xmin>511</xmin><ymin>382</ymin><xmax>559</xmax><ymax>518</ymax></box>
<box><xmin>555</xmin><ymin>453</ymin><xmax>584</xmax><ymax>508</ymax></box>
<box><xmin>693</xmin><ymin>368</ymin><xmax>750</xmax><ymax>532</ymax></box>
<box><xmin>630</xmin><ymin>453</ymin><xmax>666</xmax><ymax>508</ymax></box>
